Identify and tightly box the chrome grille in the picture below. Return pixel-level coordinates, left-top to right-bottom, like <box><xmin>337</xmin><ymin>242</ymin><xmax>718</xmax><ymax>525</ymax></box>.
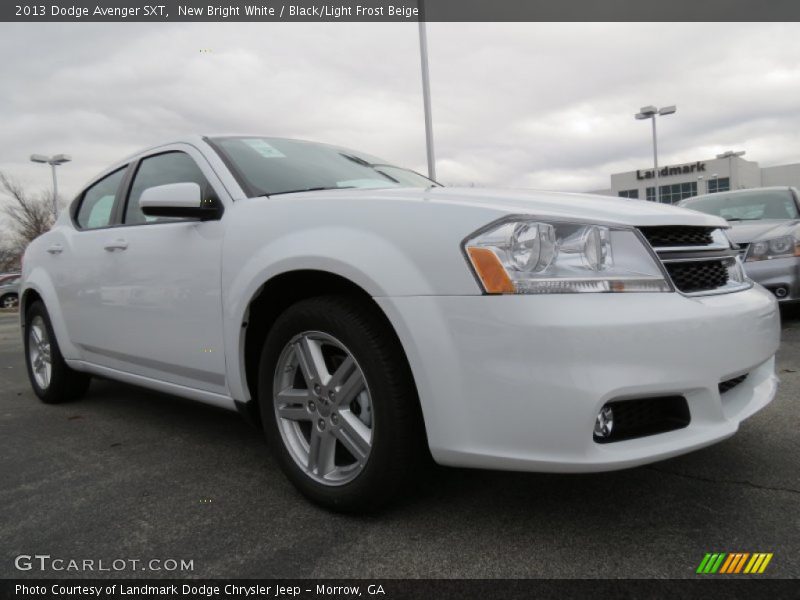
<box><xmin>637</xmin><ymin>226</ymin><xmax>746</xmax><ymax>296</ymax></box>
<box><xmin>639</xmin><ymin>226</ymin><xmax>716</xmax><ymax>248</ymax></box>
<box><xmin>664</xmin><ymin>260</ymin><xmax>729</xmax><ymax>293</ymax></box>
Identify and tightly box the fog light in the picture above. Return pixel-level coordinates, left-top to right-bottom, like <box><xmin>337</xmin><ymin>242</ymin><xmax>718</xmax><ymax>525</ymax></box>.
<box><xmin>774</xmin><ymin>286</ymin><xmax>789</xmax><ymax>299</ymax></box>
<box><xmin>594</xmin><ymin>406</ymin><xmax>614</xmax><ymax>439</ymax></box>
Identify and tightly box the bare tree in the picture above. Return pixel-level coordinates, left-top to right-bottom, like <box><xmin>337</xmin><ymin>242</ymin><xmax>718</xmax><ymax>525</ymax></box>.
<box><xmin>0</xmin><ymin>171</ymin><xmax>55</xmax><ymax>262</ymax></box>
<box><xmin>0</xmin><ymin>242</ymin><xmax>20</xmax><ymax>272</ymax></box>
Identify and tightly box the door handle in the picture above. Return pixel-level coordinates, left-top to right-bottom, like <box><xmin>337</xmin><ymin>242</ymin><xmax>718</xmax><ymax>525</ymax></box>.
<box><xmin>104</xmin><ymin>239</ymin><xmax>129</xmax><ymax>252</ymax></box>
<box><xmin>46</xmin><ymin>244</ymin><xmax>63</xmax><ymax>255</ymax></box>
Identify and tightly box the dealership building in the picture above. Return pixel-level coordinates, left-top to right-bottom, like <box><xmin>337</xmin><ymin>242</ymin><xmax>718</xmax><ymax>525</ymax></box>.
<box><xmin>593</xmin><ymin>153</ymin><xmax>800</xmax><ymax>203</ymax></box>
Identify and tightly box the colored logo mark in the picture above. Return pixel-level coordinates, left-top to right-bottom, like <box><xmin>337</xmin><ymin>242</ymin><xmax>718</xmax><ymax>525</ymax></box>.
<box><xmin>696</xmin><ymin>552</ymin><xmax>773</xmax><ymax>574</ymax></box>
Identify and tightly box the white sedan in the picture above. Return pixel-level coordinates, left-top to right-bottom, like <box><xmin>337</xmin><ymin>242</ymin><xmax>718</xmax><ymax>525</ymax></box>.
<box><xmin>20</xmin><ymin>136</ymin><xmax>780</xmax><ymax>511</ymax></box>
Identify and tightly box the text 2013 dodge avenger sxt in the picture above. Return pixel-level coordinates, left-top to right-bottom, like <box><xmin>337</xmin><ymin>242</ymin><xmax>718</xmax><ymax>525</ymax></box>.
<box><xmin>20</xmin><ymin>136</ymin><xmax>780</xmax><ymax>510</ymax></box>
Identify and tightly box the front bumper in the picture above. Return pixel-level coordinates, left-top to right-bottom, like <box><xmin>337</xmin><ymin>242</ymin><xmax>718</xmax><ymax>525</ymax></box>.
<box><xmin>376</xmin><ymin>285</ymin><xmax>780</xmax><ymax>472</ymax></box>
<box><xmin>743</xmin><ymin>255</ymin><xmax>800</xmax><ymax>302</ymax></box>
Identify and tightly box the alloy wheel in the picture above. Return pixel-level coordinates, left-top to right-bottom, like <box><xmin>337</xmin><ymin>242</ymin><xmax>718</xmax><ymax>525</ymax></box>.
<box><xmin>273</xmin><ymin>331</ymin><xmax>373</xmax><ymax>486</ymax></box>
<box><xmin>28</xmin><ymin>316</ymin><xmax>52</xmax><ymax>390</ymax></box>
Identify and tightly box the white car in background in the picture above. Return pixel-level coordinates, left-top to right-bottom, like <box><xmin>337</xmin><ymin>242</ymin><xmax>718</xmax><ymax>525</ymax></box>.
<box><xmin>20</xmin><ymin>136</ymin><xmax>780</xmax><ymax>511</ymax></box>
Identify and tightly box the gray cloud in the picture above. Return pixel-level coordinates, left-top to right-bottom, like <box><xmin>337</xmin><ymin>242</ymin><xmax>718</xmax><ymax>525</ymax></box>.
<box><xmin>1</xmin><ymin>21</ymin><xmax>799</xmax><ymax>211</ymax></box>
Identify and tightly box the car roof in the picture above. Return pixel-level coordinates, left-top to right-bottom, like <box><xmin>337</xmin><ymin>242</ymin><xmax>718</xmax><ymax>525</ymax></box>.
<box><xmin>82</xmin><ymin>135</ymin><xmax>385</xmax><ymax>194</ymax></box>
<box><xmin>687</xmin><ymin>186</ymin><xmax>795</xmax><ymax>202</ymax></box>
<box><xmin>116</xmin><ymin>134</ymin><xmax>323</xmax><ymax>162</ymax></box>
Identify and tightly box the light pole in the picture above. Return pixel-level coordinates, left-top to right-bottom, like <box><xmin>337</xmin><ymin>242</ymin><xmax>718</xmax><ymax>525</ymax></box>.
<box><xmin>716</xmin><ymin>150</ymin><xmax>745</xmax><ymax>191</ymax></box>
<box><xmin>30</xmin><ymin>153</ymin><xmax>71</xmax><ymax>218</ymax></box>
<box><xmin>417</xmin><ymin>1</ymin><xmax>436</xmax><ymax>181</ymax></box>
<box><xmin>635</xmin><ymin>105</ymin><xmax>676</xmax><ymax>203</ymax></box>
<box><xmin>418</xmin><ymin>22</ymin><xmax>436</xmax><ymax>180</ymax></box>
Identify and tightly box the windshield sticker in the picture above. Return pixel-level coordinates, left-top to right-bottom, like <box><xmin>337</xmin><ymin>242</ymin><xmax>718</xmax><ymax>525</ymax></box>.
<box><xmin>244</xmin><ymin>139</ymin><xmax>286</xmax><ymax>158</ymax></box>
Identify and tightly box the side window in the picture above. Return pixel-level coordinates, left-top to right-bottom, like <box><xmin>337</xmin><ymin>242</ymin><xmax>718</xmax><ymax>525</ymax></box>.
<box><xmin>124</xmin><ymin>152</ymin><xmax>218</xmax><ymax>225</ymax></box>
<box><xmin>76</xmin><ymin>168</ymin><xmax>126</xmax><ymax>229</ymax></box>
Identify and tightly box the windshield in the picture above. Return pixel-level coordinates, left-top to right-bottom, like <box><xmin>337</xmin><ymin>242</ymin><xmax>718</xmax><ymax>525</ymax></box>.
<box><xmin>208</xmin><ymin>136</ymin><xmax>438</xmax><ymax>197</ymax></box>
<box><xmin>680</xmin><ymin>189</ymin><xmax>799</xmax><ymax>221</ymax></box>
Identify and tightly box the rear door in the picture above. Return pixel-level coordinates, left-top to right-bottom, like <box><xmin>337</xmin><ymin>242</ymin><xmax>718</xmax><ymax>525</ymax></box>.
<box><xmin>54</xmin><ymin>165</ymin><xmax>130</xmax><ymax>356</ymax></box>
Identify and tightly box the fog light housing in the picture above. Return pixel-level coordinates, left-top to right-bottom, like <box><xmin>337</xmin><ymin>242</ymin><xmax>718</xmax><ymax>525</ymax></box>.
<box><xmin>594</xmin><ymin>406</ymin><xmax>614</xmax><ymax>439</ymax></box>
<box><xmin>774</xmin><ymin>286</ymin><xmax>789</xmax><ymax>299</ymax></box>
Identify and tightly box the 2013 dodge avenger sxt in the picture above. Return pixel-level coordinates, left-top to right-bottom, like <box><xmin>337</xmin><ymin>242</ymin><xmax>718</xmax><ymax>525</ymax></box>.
<box><xmin>19</xmin><ymin>136</ymin><xmax>780</xmax><ymax>510</ymax></box>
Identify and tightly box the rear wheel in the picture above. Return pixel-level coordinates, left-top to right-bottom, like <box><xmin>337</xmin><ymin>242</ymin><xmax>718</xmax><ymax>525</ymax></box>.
<box><xmin>24</xmin><ymin>300</ymin><xmax>91</xmax><ymax>403</ymax></box>
<box><xmin>258</xmin><ymin>295</ymin><xmax>424</xmax><ymax>512</ymax></box>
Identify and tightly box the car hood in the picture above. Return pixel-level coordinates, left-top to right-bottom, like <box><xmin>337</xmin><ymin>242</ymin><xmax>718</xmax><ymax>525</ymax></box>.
<box><xmin>292</xmin><ymin>187</ymin><xmax>730</xmax><ymax>228</ymax></box>
<box><xmin>725</xmin><ymin>219</ymin><xmax>800</xmax><ymax>244</ymax></box>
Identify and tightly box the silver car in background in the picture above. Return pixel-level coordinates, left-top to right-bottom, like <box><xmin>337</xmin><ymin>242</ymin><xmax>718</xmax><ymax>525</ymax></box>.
<box><xmin>0</xmin><ymin>275</ymin><xmax>20</xmax><ymax>309</ymax></box>
<box><xmin>680</xmin><ymin>187</ymin><xmax>800</xmax><ymax>302</ymax></box>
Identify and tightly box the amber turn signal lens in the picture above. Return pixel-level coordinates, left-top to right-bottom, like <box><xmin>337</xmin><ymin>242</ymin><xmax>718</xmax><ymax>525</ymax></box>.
<box><xmin>466</xmin><ymin>247</ymin><xmax>515</xmax><ymax>294</ymax></box>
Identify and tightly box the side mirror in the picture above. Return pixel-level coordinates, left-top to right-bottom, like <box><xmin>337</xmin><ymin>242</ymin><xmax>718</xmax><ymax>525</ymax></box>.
<box><xmin>139</xmin><ymin>182</ymin><xmax>222</xmax><ymax>221</ymax></box>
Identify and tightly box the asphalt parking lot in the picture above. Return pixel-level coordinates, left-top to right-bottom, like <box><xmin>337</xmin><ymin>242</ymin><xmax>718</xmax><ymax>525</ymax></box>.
<box><xmin>1</xmin><ymin>307</ymin><xmax>798</xmax><ymax>579</ymax></box>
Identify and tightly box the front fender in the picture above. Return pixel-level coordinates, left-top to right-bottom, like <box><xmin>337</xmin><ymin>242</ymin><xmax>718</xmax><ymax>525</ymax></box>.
<box><xmin>219</xmin><ymin>194</ymin><xmax>491</xmax><ymax>402</ymax></box>
<box><xmin>222</xmin><ymin>226</ymin><xmax>441</xmax><ymax>402</ymax></box>
<box><xmin>225</xmin><ymin>225</ymin><xmax>435</xmax><ymax>310</ymax></box>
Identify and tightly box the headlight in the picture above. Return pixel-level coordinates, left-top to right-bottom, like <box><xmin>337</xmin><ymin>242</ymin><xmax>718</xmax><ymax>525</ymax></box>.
<box><xmin>463</xmin><ymin>218</ymin><xmax>671</xmax><ymax>294</ymax></box>
<box><xmin>745</xmin><ymin>235</ymin><xmax>800</xmax><ymax>262</ymax></box>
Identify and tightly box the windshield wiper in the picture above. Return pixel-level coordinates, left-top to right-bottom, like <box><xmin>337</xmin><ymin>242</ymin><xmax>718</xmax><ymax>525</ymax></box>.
<box><xmin>339</xmin><ymin>153</ymin><xmax>399</xmax><ymax>184</ymax></box>
<box><xmin>725</xmin><ymin>217</ymin><xmax>761</xmax><ymax>221</ymax></box>
<box><xmin>266</xmin><ymin>186</ymin><xmax>356</xmax><ymax>197</ymax></box>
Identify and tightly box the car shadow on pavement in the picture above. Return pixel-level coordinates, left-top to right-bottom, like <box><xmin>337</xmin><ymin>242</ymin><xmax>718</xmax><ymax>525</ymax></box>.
<box><xmin>4</xmin><ymin>307</ymin><xmax>798</xmax><ymax>578</ymax></box>
<box><xmin>78</xmin><ymin>362</ymin><xmax>797</xmax><ymax>522</ymax></box>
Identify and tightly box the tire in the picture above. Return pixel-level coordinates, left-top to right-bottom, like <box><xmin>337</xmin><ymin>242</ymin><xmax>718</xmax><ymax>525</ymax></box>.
<box><xmin>24</xmin><ymin>300</ymin><xmax>91</xmax><ymax>404</ymax></box>
<box><xmin>258</xmin><ymin>295</ymin><xmax>424</xmax><ymax>512</ymax></box>
<box><xmin>1</xmin><ymin>293</ymin><xmax>18</xmax><ymax>309</ymax></box>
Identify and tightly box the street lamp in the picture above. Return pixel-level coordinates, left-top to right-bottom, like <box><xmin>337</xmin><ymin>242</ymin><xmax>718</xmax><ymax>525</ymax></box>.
<box><xmin>417</xmin><ymin>3</ymin><xmax>436</xmax><ymax>181</ymax></box>
<box><xmin>30</xmin><ymin>153</ymin><xmax>71</xmax><ymax>218</ymax></box>
<box><xmin>635</xmin><ymin>105</ymin><xmax>676</xmax><ymax>203</ymax></box>
<box><xmin>716</xmin><ymin>150</ymin><xmax>745</xmax><ymax>191</ymax></box>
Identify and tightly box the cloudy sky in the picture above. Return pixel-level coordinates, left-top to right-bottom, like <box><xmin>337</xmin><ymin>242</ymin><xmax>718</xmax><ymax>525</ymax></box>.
<box><xmin>2</xmin><ymin>21</ymin><xmax>800</xmax><ymax>209</ymax></box>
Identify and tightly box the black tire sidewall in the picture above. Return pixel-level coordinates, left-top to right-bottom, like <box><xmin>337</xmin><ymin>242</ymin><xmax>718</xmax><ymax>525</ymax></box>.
<box><xmin>258</xmin><ymin>296</ymin><xmax>415</xmax><ymax>511</ymax></box>
<box><xmin>24</xmin><ymin>300</ymin><xmax>88</xmax><ymax>403</ymax></box>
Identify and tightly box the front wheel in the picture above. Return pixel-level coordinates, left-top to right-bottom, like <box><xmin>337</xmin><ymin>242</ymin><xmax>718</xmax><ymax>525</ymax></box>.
<box><xmin>24</xmin><ymin>300</ymin><xmax>91</xmax><ymax>403</ymax></box>
<box><xmin>258</xmin><ymin>295</ymin><xmax>424</xmax><ymax>512</ymax></box>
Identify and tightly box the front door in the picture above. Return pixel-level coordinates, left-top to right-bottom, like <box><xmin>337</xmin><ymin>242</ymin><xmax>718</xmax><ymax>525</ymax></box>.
<box><xmin>82</xmin><ymin>146</ymin><xmax>229</xmax><ymax>395</ymax></box>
